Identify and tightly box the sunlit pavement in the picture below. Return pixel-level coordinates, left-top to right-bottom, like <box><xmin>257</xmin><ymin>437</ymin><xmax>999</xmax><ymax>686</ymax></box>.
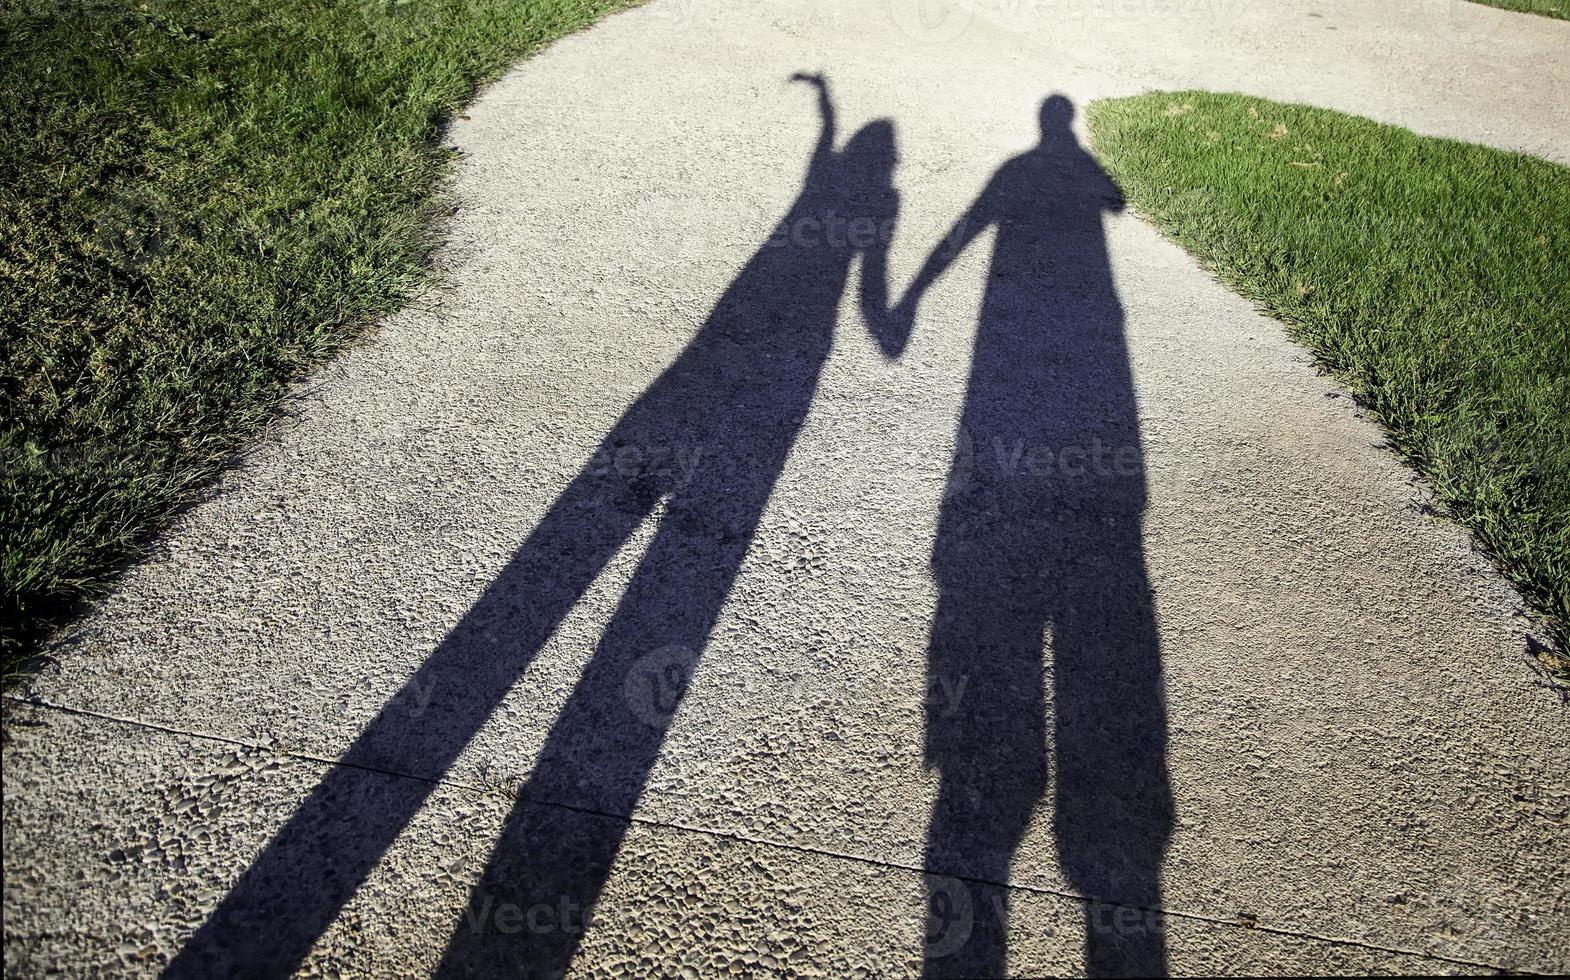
<box><xmin>6</xmin><ymin>1</ymin><xmax>1568</xmax><ymax>975</ymax></box>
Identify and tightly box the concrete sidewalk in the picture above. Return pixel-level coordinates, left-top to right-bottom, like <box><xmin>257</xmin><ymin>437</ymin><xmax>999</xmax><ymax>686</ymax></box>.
<box><xmin>6</xmin><ymin>1</ymin><xmax>1569</xmax><ymax>975</ymax></box>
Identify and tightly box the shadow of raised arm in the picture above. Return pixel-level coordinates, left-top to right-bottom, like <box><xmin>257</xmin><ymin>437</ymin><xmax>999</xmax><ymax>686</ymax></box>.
<box><xmin>790</xmin><ymin>71</ymin><xmax>835</xmax><ymax>169</ymax></box>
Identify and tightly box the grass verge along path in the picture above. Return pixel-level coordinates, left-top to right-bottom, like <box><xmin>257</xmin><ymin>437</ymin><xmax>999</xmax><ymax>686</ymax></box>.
<box><xmin>1466</xmin><ymin>0</ymin><xmax>1569</xmax><ymax>20</ymax></box>
<box><xmin>1087</xmin><ymin>92</ymin><xmax>1569</xmax><ymax>665</ymax></box>
<box><xmin>1</xmin><ymin>0</ymin><xmax>634</xmax><ymax>675</ymax></box>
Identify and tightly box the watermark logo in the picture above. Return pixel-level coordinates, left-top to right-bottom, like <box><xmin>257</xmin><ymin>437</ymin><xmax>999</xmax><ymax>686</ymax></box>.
<box><xmin>766</xmin><ymin>210</ymin><xmax>899</xmax><ymax>250</ymax></box>
<box><xmin>924</xmin><ymin>875</ymin><xmax>975</xmax><ymax>958</ymax></box>
<box><xmin>359</xmin><ymin>0</ymin><xmax>421</xmax><ymax>29</ymax></box>
<box><xmin>988</xmin><ymin>0</ymin><xmax>1243</xmax><ymax>28</ymax></box>
<box><xmin>1086</xmin><ymin>900</ymin><xmax>1165</xmax><ymax>940</ymax></box>
<box><xmin>623</xmin><ymin>644</ymin><xmax>699</xmax><ymax>727</ymax></box>
<box><xmin>943</xmin><ymin>427</ymin><xmax>976</xmax><ymax>499</ymax></box>
<box><xmin>91</xmin><ymin>193</ymin><xmax>169</xmax><ymax>274</ymax></box>
<box><xmin>938</xmin><ymin>428</ymin><xmax>1143</xmax><ymax>499</ymax></box>
<box><xmin>646</xmin><ymin>0</ymin><xmax>702</xmax><ymax>28</ymax></box>
<box><xmin>383</xmin><ymin>673</ymin><xmax>437</xmax><ymax>718</ymax></box>
<box><xmin>585</xmin><ymin>442</ymin><xmax>704</xmax><ymax>490</ymax></box>
<box><xmin>2</xmin><ymin>0</ymin><xmax>137</xmax><ymax>22</ymax></box>
<box><xmin>1437</xmin><ymin>0</ymin><xmax>1508</xmax><ymax>44</ymax></box>
<box><xmin>889</xmin><ymin>0</ymin><xmax>977</xmax><ymax>44</ymax></box>
<box><xmin>924</xmin><ymin>673</ymin><xmax>969</xmax><ymax>717</ymax></box>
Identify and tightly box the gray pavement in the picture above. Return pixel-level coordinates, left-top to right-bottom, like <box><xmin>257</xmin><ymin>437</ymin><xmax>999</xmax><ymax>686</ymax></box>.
<box><xmin>6</xmin><ymin>0</ymin><xmax>1570</xmax><ymax>975</ymax></box>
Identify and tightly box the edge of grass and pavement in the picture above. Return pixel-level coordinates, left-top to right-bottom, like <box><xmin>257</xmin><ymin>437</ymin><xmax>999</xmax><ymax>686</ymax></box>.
<box><xmin>1087</xmin><ymin>91</ymin><xmax>1570</xmax><ymax>677</ymax></box>
<box><xmin>1466</xmin><ymin>0</ymin><xmax>1569</xmax><ymax>20</ymax></box>
<box><xmin>0</xmin><ymin>0</ymin><xmax>640</xmax><ymax>680</ymax></box>
<box><xmin>7</xmin><ymin>4</ymin><xmax>1567</xmax><ymax>687</ymax></box>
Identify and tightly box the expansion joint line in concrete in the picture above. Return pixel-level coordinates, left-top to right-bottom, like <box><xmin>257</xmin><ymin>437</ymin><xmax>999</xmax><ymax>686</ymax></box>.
<box><xmin>5</xmin><ymin>693</ymin><xmax>1535</xmax><ymax>976</ymax></box>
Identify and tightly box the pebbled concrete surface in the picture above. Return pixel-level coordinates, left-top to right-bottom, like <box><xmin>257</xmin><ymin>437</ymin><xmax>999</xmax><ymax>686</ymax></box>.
<box><xmin>6</xmin><ymin>705</ymin><xmax>1504</xmax><ymax>977</ymax></box>
<box><xmin>5</xmin><ymin>707</ymin><xmax>1488</xmax><ymax>977</ymax></box>
<box><xmin>6</xmin><ymin>0</ymin><xmax>1570</xmax><ymax>976</ymax></box>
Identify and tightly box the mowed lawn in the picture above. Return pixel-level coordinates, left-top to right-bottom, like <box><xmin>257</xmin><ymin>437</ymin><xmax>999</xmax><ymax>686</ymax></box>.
<box><xmin>1</xmin><ymin>0</ymin><xmax>635</xmax><ymax>674</ymax></box>
<box><xmin>1467</xmin><ymin>0</ymin><xmax>1569</xmax><ymax>19</ymax></box>
<box><xmin>1088</xmin><ymin>92</ymin><xmax>1570</xmax><ymax>667</ymax></box>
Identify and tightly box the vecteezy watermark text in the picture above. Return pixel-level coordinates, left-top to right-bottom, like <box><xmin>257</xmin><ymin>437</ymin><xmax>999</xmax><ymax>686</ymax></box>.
<box><xmin>462</xmin><ymin>893</ymin><xmax>594</xmax><ymax>937</ymax></box>
<box><xmin>586</xmin><ymin>443</ymin><xmax>704</xmax><ymax>489</ymax></box>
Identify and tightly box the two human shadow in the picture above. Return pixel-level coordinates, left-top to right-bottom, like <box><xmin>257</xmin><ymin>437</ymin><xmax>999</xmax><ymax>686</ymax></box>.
<box><xmin>166</xmin><ymin>76</ymin><xmax>1170</xmax><ymax>979</ymax></box>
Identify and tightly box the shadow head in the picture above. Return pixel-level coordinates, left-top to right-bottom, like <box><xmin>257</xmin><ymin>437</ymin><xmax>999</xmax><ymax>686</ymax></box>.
<box><xmin>840</xmin><ymin>118</ymin><xmax>897</xmax><ymax>189</ymax></box>
<box><xmin>1039</xmin><ymin>94</ymin><xmax>1076</xmax><ymax>141</ymax></box>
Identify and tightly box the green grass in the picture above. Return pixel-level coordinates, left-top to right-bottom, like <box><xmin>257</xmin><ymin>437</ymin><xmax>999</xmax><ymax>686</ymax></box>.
<box><xmin>0</xmin><ymin>0</ymin><xmax>635</xmax><ymax>676</ymax></box>
<box><xmin>1465</xmin><ymin>0</ymin><xmax>1569</xmax><ymax>19</ymax></box>
<box><xmin>1087</xmin><ymin>92</ymin><xmax>1570</xmax><ymax>667</ymax></box>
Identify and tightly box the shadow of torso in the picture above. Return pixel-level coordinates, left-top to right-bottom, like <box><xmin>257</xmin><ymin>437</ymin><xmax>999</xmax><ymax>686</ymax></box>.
<box><xmin>933</xmin><ymin>138</ymin><xmax>1142</xmax><ymax>587</ymax></box>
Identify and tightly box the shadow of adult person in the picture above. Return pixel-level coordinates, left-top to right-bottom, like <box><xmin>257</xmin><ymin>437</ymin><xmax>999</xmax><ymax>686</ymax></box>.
<box><xmin>165</xmin><ymin>73</ymin><xmax>907</xmax><ymax>979</ymax></box>
<box><xmin>894</xmin><ymin>95</ymin><xmax>1172</xmax><ymax>978</ymax></box>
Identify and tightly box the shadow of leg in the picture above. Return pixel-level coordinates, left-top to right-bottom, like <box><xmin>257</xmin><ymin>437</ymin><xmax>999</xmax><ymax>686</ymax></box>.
<box><xmin>921</xmin><ymin>588</ymin><xmax>1046</xmax><ymax>978</ymax></box>
<box><xmin>1052</xmin><ymin>522</ymin><xmax>1171</xmax><ymax>979</ymax></box>
<box><xmin>164</xmin><ymin>448</ymin><xmax>661</xmax><ymax>978</ymax></box>
<box><xmin>437</xmin><ymin>476</ymin><xmax>768</xmax><ymax>977</ymax></box>
<box><xmin>923</xmin><ymin>787</ymin><xmax>1021</xmax><ymax>979</ymax></box>
<box><xmin>440</xmin><ymin>802</ymin><xmax>619</xmax><ymax>980</ymax></box>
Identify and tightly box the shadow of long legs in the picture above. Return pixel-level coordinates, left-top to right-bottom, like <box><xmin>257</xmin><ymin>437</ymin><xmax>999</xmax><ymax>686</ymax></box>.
<box><xmin>435</xmin><ymin>464</ymin><xmax>773</xmax><ymax>977</ymax></box>
<box><xmin>921</xmin><ymin>487</ymin><xmax>1170</xmax><ymax>979</ymax></box>
<box><xmin>162</xmin><ymin>432</ymin><xmax>662</xmax><ymax>978</ymax></box>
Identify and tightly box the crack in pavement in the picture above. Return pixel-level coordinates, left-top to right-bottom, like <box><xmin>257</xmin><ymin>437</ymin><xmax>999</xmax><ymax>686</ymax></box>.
<box><xmin>6</xmin><ymin>694</ymin><xmax>1536</xmax><ymax>976</ymax></box>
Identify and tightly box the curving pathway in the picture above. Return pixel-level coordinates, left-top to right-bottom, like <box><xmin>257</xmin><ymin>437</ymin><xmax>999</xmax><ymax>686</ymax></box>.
<box><xmin>6</xmin><ymin>1</ymin><xmax>1569</xmax><ymax>975</ymax></box>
